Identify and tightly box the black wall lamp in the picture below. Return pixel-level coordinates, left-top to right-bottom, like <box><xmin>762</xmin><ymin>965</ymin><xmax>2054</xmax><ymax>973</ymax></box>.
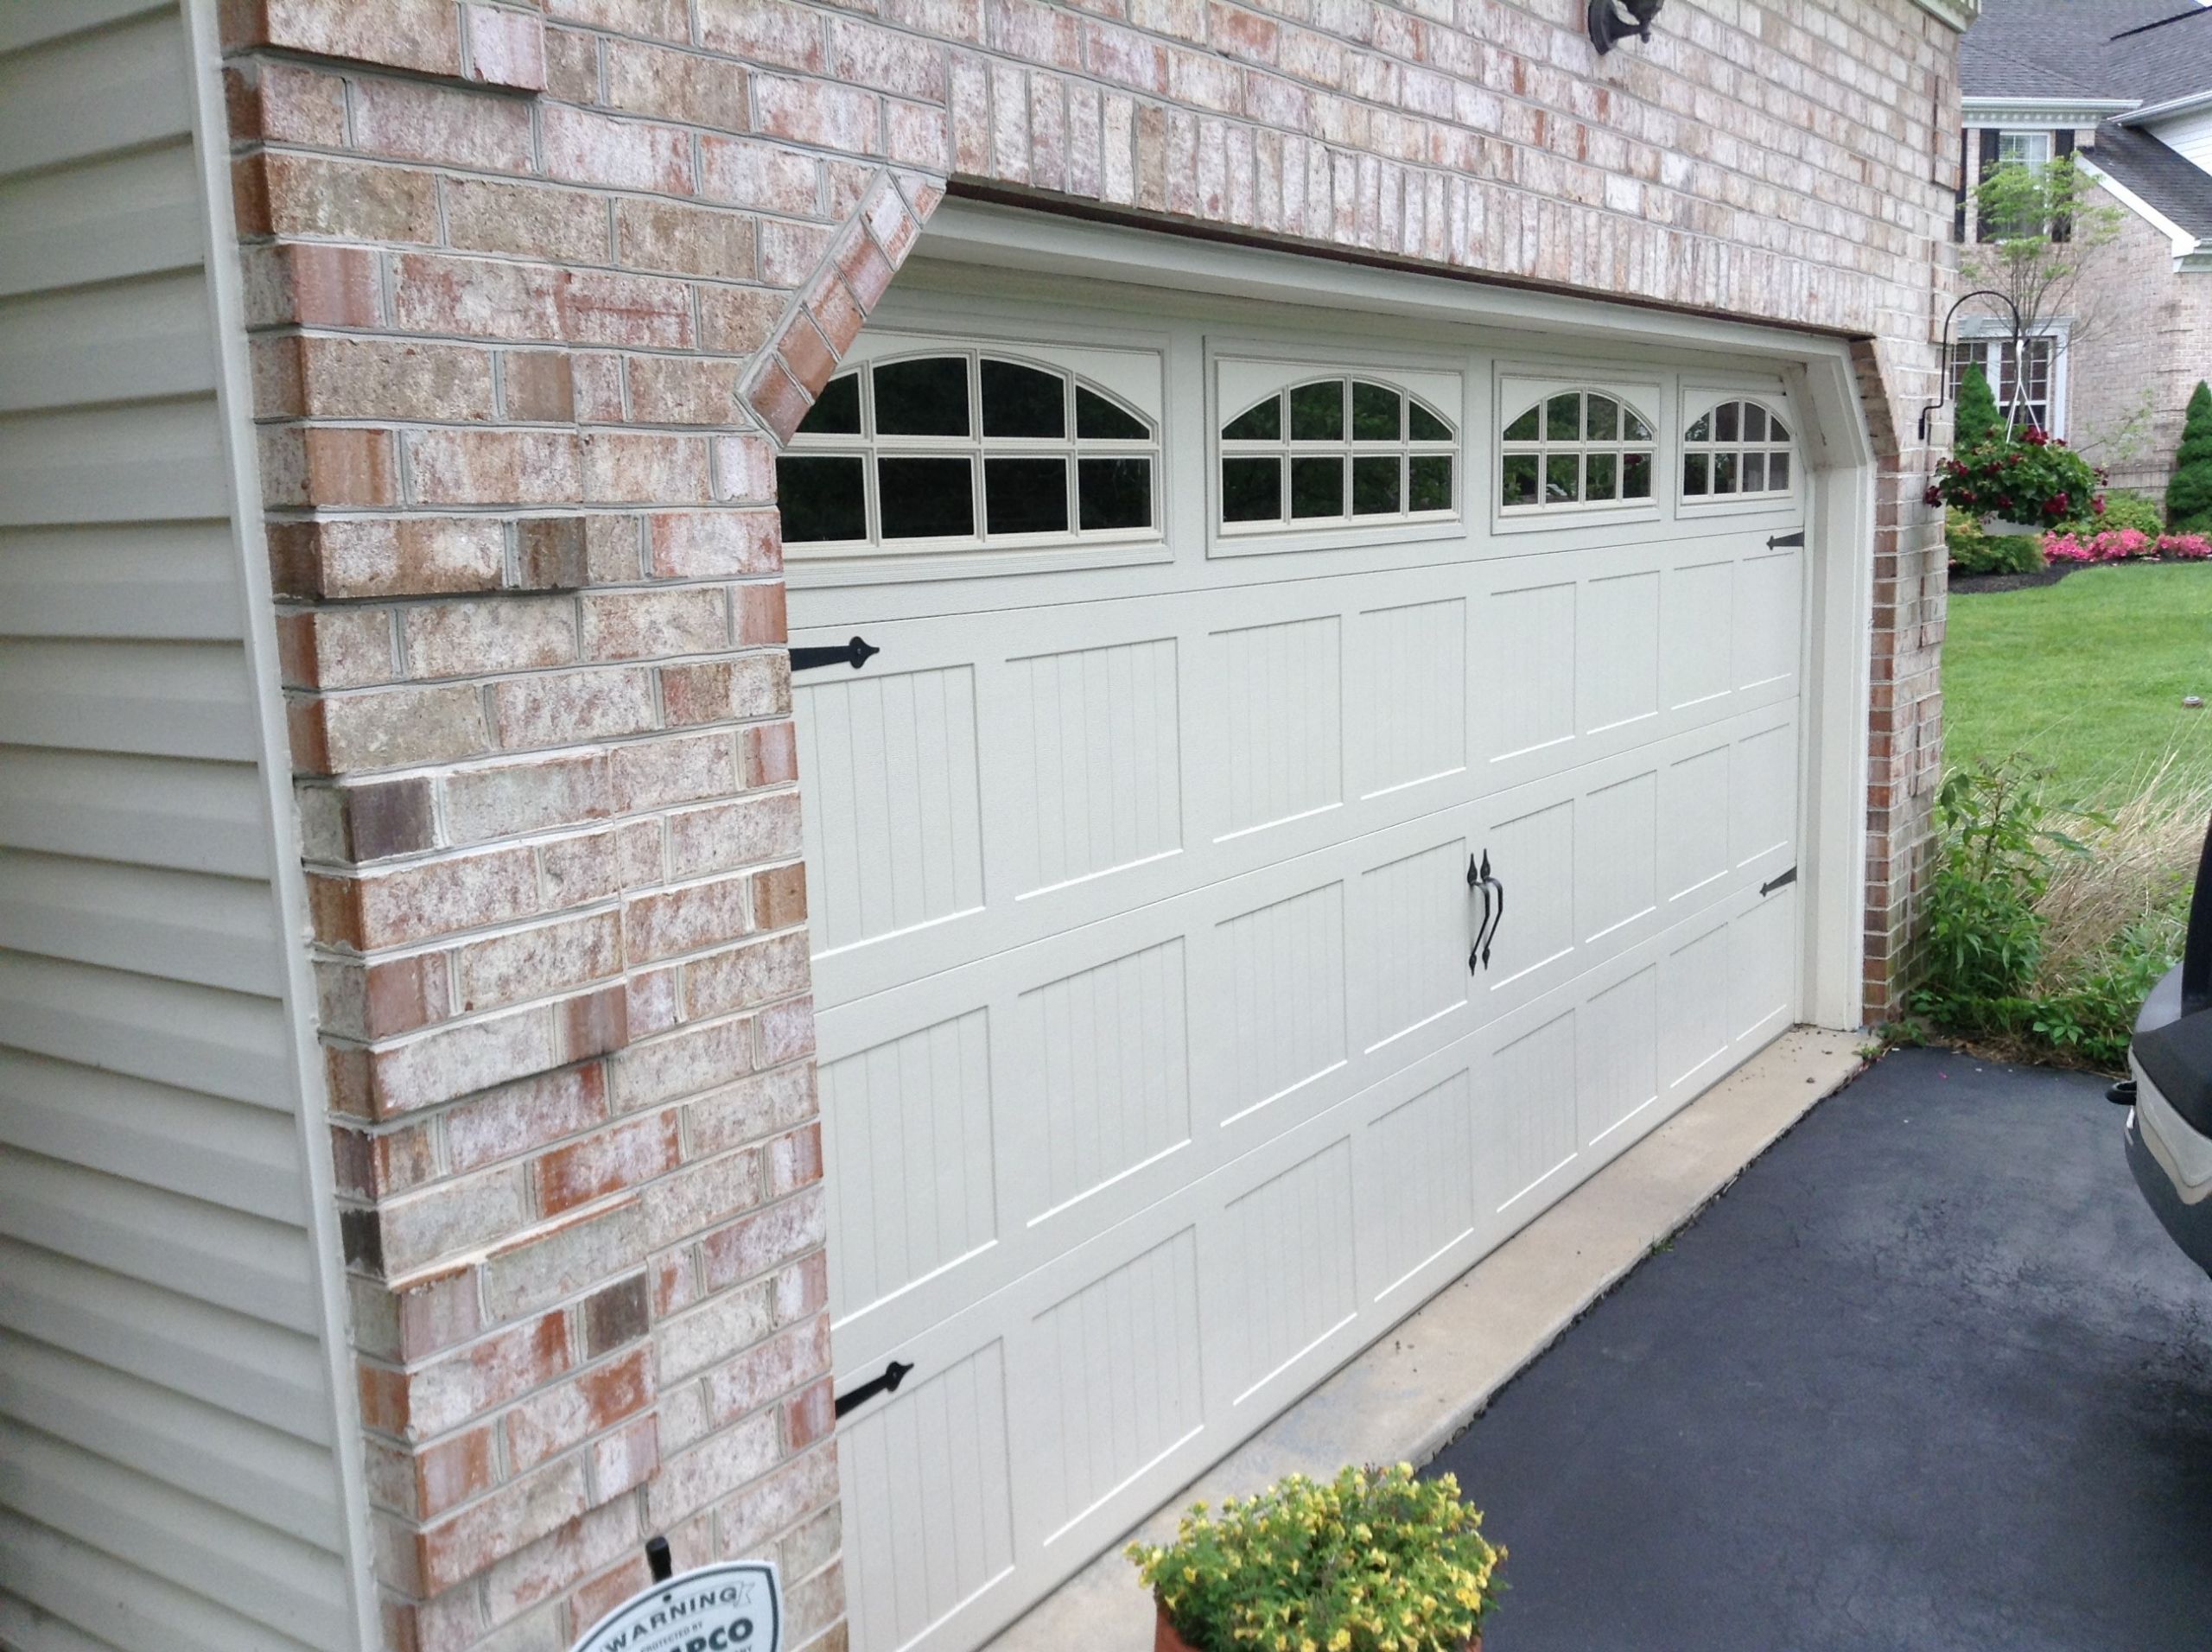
<box><xmin>1589</xmin><ymin>0</ymin><xmax>1664</xmax><ymax>54</ymax></box>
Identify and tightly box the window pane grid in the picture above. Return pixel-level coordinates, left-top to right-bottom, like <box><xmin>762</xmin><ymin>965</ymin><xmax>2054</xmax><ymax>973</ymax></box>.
<box><xmin>1498</xmin><ymin>390</ymin><xmax>1655</xmax><ymax>511</ymax></box>
<box><xmin>1217</xmin><ymin>376</ymin><xmax>1458</xmax><ymax>529</ymax></box>
<box><xmin>1681</xmin><ymin>398</ymin><xmax>1794</xmax><ymax>500</ymax></box>
<box><xmin>781</xmin><ymin>349</ymin><xmax>1160</xmax><ymax>550</ymax></box>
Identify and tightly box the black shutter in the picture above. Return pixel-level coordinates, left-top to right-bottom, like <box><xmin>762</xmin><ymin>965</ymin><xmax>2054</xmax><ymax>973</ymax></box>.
<box><xmin>2052</xmin><ymin>128</ymin><xmax>2075</xmax><ymax>243</ymax></box>
<box><xmin>1955</xmin><ymin>128</ymin><xmax>1969</xmax><ymax>241</ymax></box>
<box><xmin>1975</xmin><ymin>127</ymin><xmax>2000</xmax><ymax>241</ymax></box>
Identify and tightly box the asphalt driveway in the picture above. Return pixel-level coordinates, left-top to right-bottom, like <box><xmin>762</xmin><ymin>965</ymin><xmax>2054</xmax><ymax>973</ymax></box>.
<box><xmin>1429</xmin><ymin>1046</ymin><xmax>2212</xmax><ymax>1650</ymax></box>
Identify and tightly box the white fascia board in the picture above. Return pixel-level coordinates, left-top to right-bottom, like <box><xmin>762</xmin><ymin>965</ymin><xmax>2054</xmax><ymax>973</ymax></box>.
<box><xmin>2077</xmin><ymin>156</ymin><xmax>2212</xmax><ymax>270</ymax></box>
<box><xmin>2119</xmin><ymin>88</ymin><xmax>2212</xmax><ymax>127</ymax></box>
<box><xmin>1961</xmin><ymin>97</ymin><xmax>2139</xmax><ymax>128</ymax></box>
<box><xmin>1914</xmin><ymin>0</ymin><xmax>1980</xmax><ymax>32</ymax></box>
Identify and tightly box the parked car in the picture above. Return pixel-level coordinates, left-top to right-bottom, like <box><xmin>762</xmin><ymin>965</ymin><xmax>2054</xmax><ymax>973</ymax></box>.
<box><xmin>2120</xmin><ymin>823</ymin><xmax>2212</xmax><ymax>1278</ymax></box>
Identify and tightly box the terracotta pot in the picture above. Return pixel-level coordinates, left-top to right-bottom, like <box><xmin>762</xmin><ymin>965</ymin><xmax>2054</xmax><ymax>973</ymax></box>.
<box><xmin>1154</xmin><ymin>1603</ymin><xmax>1479</xmax><ymax>1652</ymax></box>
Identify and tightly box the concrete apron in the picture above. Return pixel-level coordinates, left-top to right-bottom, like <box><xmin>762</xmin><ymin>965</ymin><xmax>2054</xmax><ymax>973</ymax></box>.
<box><xmin>985</xmin><ymin>1025</ymin><xmax>1870</xmax><ymax>1650</ymax></box>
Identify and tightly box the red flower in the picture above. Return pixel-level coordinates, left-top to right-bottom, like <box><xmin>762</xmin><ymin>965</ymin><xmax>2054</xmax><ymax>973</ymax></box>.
<box><xmin>1923</xmin><ymin>484</ymin><xmax>1943</xmax><ymax>506</ymax></box>
<box><xmin>2093</xmin><ymin>496</ymin><xmax>2107</xmax><ymax>516</ymax></box>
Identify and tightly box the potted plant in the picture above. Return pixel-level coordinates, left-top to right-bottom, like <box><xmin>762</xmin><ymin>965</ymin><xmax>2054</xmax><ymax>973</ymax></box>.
<box><xmin>1924</xmin><ymin>426</ymin><xmax>2102</xmax><ymax>537</ymax></box>
<box><xmin>1127</xmin><ymin>1464</ymin><xmax>1503</xmax><ymax>1652</ymax></box>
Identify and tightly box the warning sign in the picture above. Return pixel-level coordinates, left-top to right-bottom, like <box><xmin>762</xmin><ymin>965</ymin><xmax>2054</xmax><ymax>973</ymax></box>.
<box><xmin>570</xmin><ymin>1561</ymin><xmax>781</xmax><ymax>1652</ymax></box>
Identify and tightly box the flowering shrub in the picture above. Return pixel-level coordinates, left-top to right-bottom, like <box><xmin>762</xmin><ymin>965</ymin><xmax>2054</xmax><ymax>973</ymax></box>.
<box><xmin>1129</xmin><ymin>1464</ymin><xmax>1503</xmax><ymax>1652</ymax></box>
<box><xmin>2044</xmin><ymin>529</ymin><xmax>2212</xmax><ymax>564</ymax></box>
<box><xmin>1924</xmin><ymin>427</ymin><xmax>2102</xmax><ymax>526</ymax></box>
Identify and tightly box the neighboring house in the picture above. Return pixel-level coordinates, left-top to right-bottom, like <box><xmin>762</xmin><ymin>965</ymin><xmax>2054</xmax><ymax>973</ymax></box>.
<box><xmin>0</xmin><ymin>6</ymin><xmax>1972</xmax><ymax>1652</ymax></box>
<box><xmin>1959</xmin><ymin>0</ymin><xmax>2212</xmax><ymax>497</ymax></box>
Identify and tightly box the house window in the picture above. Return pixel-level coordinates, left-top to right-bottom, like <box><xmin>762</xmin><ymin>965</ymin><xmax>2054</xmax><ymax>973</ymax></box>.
<box><xmin>1995</xmin><ymin>130</ymin><xmax>2051</xmax><ymax>168</ymax></box>
<box><xmin>779</xmin><ymin>351</ymin><xmax>1159</xmax><ymax>550</ymax></box>
<box><xmin>1948</xmin><ymin>337</ymin><xmax>2059</xmax><ymax>437</ymax></box>
<box><xmin>1498</xmin><ymin>390</ymin><xmax>1656</xmax><ymax>511</ymax></box>
<box><xmin>1681</xmin><ymin>400</ymin><xmax>1794</xmax><ymax>499</ymax></box>
<box><xmin>1218</xmin><ymin>378</ymin><xmax>1458</xmax><ymax>529</ymax></box>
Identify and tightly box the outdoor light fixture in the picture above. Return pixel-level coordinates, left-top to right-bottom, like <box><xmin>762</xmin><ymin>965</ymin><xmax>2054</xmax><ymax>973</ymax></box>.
<box><xmin>1588</xmin><ymin>0</ymin><xmax>1664</xmax><ymax>54</ymax></box>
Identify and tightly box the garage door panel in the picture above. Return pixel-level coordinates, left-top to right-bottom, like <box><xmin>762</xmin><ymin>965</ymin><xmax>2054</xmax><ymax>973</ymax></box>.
<box><xmin>1576</xmin><ymin>768</ymin><xmax>1657</xmax><ymax>944</ymax></box>
<box><xmin>1575</xmin><ymin>569</ymin><xmax>1661</xmax><ymax>736</ymax></box>
<box><xmin>1732</xmin><ymin>547</ymin><xmax>1803</xmax><ymax>692</ymax></box>
<box><xmin>1730</xmin><ymin>713</ymin><xmax>1798</xmax><ymax>872</ymax></box>
<box><xmin>1004</xmin><ymin>635</ymin><xmax>1184</xmax><ymax>898</ymax></box>
<box><xmin>1661</xmin><ymin>557</ymin><xmax>1734</xmax><ymax>710</ymax></box>
<box><xmin>820</xmin><ymin>1004</ymin><xmax>1001</xmax><ymax>1334</ymax></box>
<box><xmin>839</xmin><ymin>1333</ymin><xmax>1019</xmax><ymax>1652</ymax></box>
<box><xmin>1730</xmin><ymin>883</ymin><xmax>1797</xmax><ymax>1046</ymax></box>
<box><xmin>798</xmin><ymin>659</ymin><xmax>987</xmax><ymax>956</ymax></box>
<box><xmin>1351</xmin><ymin>596</ymin><xmax>1468</xmax><ymax>800</ymax></box>
<box><xmin>1580</xmin><ymin>962</ymin><xmax>1660</xmax><ymax>1149</ymax></box>
<box><xmin>1353</xmin><ymin>833</ymin><xmax>1472</xmax><ymax>1055</ymax></box>
<box><xmin>1218</xmin><ymin>1133</ymin><xmax>1361</xmax><ymax>1406</ymax></box>
<box><xmin>1210</xmin><ymin>612</ymin><xmax>1344</xmax><ymax>839</ymax></box>
<box><xmin>1660</xmin><ymin>741</ymin><xmax>1732</xmax><ymax>907</ymax></box>
<box><xmin>1024</xmin><ymin>933</ymin><xmax>1193</xmax><ymax>1221</ymax></box>
<box><xmin>1361</xmin><ymin>1065</ymin><xmax>1479</xmax><ymax>1306</ymax></box>
<box><xmin>1481</xmin><ymin>1007</ymin><xmax>1581</xmax><ymax>1218</ymax></box>
<box><xmin>1209</xmin><ymin>877</ymin><xmax>1350</xmax><ymax>1131</ymax></box>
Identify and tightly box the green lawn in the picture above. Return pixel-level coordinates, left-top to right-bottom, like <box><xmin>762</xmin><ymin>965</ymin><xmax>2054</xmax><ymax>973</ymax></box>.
<box><xmin>1943</xmin><ymin>564</ymin><xmax>2212</xmax><ymax>804</ymax></box>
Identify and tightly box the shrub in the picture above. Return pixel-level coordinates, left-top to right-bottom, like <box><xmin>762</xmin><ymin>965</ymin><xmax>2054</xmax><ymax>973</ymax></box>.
<box><xmin>1128</xmin><ymin>1464</ymin><xmax>1503</xmax><ymax>1652</ymax></box>
<box><xmin>2094</xmin><ymin>491</ymin><xmax>2165</xmax><ymax>537</ymax></box>
<box><xmin>1909</xmin><ymin>764</ymin><xmax>2074</xmax><ymax>1038</ymax></box>
<box><xmin>1954</xmin><ymin>361</ymin><xmax>2003</xmax><ymax>449</ymax></box>
<box><xmin>2170</xmin><ymin>380</ymin><xmax>2212</xmax><ymax>534</ymax></box>
<box><xmin>1948</xmin><ymin>506</ymin><xmax>2044</xmax><ymax>576</ymax></box>
<box><xmin>1909</xmin><ymin>759</ymin><xmax>2200</xmax><ymax>1071</ymax></box>
<box><xmin>1925</xmin><ymin>427</ymin><xmax>2103</xmax><ymax>527</ymax></box>
<box><xmin>1951</xmin><ymin>532</ymin><xmax>2045</xmax><ymax>576</ymax></box>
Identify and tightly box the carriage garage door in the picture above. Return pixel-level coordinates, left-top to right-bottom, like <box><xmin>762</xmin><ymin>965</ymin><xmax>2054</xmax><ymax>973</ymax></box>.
<box><xmin>785</xmin><ymin>258</ymin><xmax>1817</xmax><ymax>1652</ymax></box>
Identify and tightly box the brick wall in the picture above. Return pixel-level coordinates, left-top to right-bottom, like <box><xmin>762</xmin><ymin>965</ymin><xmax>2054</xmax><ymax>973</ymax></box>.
<box><xmin>219</xmin><ymin>0</ymin><xmax>1964</xmax><ymax>1645</ymax></box>
<box><xmin>2060</xmin><ymin>174</ymin><xmax>2212</xmax><ymax>501</ymax></box>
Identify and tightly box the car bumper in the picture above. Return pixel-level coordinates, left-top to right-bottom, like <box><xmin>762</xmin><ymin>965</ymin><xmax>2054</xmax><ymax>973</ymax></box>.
<box><xmin>2126</xmin><ymin>1051</ymin><xmax>2212</xmax><ymax>1279</ymax></box>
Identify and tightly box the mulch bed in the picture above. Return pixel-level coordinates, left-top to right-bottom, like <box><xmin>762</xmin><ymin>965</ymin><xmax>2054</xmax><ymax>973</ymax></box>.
<box><xmin>1950</xmin><ymin>555</ymin><xmax>2212</xmax><ymax>595</ymax></box>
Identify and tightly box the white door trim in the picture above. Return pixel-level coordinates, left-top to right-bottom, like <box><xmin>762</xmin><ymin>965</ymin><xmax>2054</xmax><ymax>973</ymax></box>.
<box><xmin>914</xmin><ymin>199</ymin><xmax>1873</xmax><ymax>1032</ymax></box>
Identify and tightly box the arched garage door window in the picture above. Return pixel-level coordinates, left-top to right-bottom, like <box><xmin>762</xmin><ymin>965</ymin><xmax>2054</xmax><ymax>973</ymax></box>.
<box><xmin>779</xmin><ymin>351</ymin><xmax>1159</xmax><ymax>551</ymax></box>
<box><xmin>1498</xmin><ymin>389</ymin><xmax>1656</xmax><ymax>511</ymax></box>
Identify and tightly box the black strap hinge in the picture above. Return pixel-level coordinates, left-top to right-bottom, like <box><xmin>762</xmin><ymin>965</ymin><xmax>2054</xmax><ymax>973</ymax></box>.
<box><xmin>1766</xmin><ymin>530</ymin><xmax>1805</xmax><ymax>550</ymax></box>
<box><xmin>835</xmin><ymin>1359</ymin><xmax>914</xmax><ymax>1419</ymax></box>
<box><xmin>1760</xmin><ymin>866</ymin><xmax>1798</xmax><ymax>896</ymax></box>
<box><xmin>791</xmin><ymin>635</ymin><xmax>880</xmax><ymax>673</ymax></box>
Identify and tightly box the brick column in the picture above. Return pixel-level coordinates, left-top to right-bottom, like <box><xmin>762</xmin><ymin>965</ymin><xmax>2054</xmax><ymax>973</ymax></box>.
<box><xmin>219</xmin><ymin>5</ymin><xmax>892</xmax><ymax>1646</ymax></box>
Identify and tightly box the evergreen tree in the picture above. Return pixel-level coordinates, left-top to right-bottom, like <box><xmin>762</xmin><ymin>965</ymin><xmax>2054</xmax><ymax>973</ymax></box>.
<box><xmin>1954</xmin><ymin>361</ymin><xmax>2003</xmax><ymax>450</ymax></box>
<box><xmin>2171</xmin><ymin>380</ymin><xmax>2212</xmax><ymax>533</ymax></box>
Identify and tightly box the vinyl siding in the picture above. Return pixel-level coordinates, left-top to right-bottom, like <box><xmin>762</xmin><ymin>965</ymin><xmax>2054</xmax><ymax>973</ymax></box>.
<box><xmin>0</xmin><ymin>5</ymin><xmax>368</xmax><ymax>1650</ymax></box>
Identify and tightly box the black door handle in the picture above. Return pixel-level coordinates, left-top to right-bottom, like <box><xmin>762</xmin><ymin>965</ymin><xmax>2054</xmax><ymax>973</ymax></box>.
<box><xmin>1468</xmin><ymin>852</ymin><xmax>1491</xmax><ymax>974</ymax></box>
<box><xmin>1481</xmin><ymin>867</ymin><xmax>1505</xmax><ymax>969</ymax></box>
<box><xmin>791</xmin><ymin>635</ymin><xmax>880</xmax><ymax>672</ymax></box>
<box><xmin>834</xmin><ymin>1359</ymin><xmax>913</xmax><ymax>1419</ymax></box>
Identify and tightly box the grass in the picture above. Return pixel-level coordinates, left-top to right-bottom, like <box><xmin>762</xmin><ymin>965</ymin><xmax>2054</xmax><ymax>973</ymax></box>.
<box><xmin>1943</xmin><ymin>563</ymin><xmax>2212</xmax><ymax>807</ymax></box>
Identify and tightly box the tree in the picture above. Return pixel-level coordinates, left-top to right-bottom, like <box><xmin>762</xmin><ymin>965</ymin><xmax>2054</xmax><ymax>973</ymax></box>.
<box><xmin>2171</xmin><ymin>380</ymin><xmax>2212</xmax><ymax>533</ymax></box>
<box><xmin>1959</xmin><ymin>153</ymin><xmax>2126</xmax><ymax>432</ymax></box>
<box><xmin>1953</xmin><ymin>361</ymin><xmax>2002</xmax><ymax>449</ymax></box>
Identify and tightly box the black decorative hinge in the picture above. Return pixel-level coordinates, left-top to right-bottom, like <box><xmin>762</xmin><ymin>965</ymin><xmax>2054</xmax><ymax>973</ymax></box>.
<box><xmin>1467</xmin><ymin>850</ymin><xmax>1505</xmax><ymax>972</ymax></box>
<box><xmin>1766</xmin><ymin>530</ymin><xmax>1805</xmax><ymax>550</ymax></box>
<box><xmin>791</xmin><ymin>635</ymin><xmax>880</xmax><ymax>673</ymax></box>
<box><xmin>834</xmin><ymin>1359</ymin><xmax>914</xmax><ymax>1419</ymax></box>
<box><xmin>1760</xmin><ymin>866</ymin><xmax>1798</xmax><ymax>896</ymax></box>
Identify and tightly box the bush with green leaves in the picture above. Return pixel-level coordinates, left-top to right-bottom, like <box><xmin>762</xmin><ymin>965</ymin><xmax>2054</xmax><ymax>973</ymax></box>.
<box><xmin>2067</xmin><ymin>490</ymin><xmax>2164</xmax><ymax>538</ymax></box>
<box><xmin>2032</xmin><ymin>910</ymin><xmax>2185</xmax><ymax>1069</ymax></box>
<box><xmin>1128</xmin><ymin>1464</ymin><xmax>1503</xmax><ymax>1652</ymax></box>
<box><xmin>1953</xmin><ymin>361</ymin><xmax>2003</xmax><ymax>450</ymax></box>
<box><xmin>2171</xmin><ymin>380</ymin><xmax>2212</xmax><ymax>534</ymax></box>
<box><xmin>1925</xmin><ymin>427</ymin><xmax>2101</xmax><ymax>527</ymax></box>
<box><xmin>1909</xmin><ymin>763</ymin><xmax>2087</xmax><ymax>1039</ymax></box>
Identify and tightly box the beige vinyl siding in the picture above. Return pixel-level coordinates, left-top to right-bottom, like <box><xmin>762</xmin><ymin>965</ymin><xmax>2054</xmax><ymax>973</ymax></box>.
<box><xmin>0</xmin><ymin>5</ymin><xmax>370</xmax><ymax>1651</ymax></box>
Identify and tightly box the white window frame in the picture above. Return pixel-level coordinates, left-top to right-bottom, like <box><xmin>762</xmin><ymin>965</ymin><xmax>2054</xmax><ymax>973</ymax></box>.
<box><xmin>1491</xmin><ymin>372</ymin><xmax>1663</xmax><ymax>533</ymax></box>
<box><xmin>1677</xmin><ymin>390</ymin><xmax>1802</xmax><ymax>514</ymax></box>
<box><xmin>1949</xmin><ymin>323</ymin><xmax>2068</xmax><ymax>440</ymax></box>
<box><xmin>779</xmin><ymin>328</ymin><xmax>1168</xmax><ymax>582</ymax></box>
